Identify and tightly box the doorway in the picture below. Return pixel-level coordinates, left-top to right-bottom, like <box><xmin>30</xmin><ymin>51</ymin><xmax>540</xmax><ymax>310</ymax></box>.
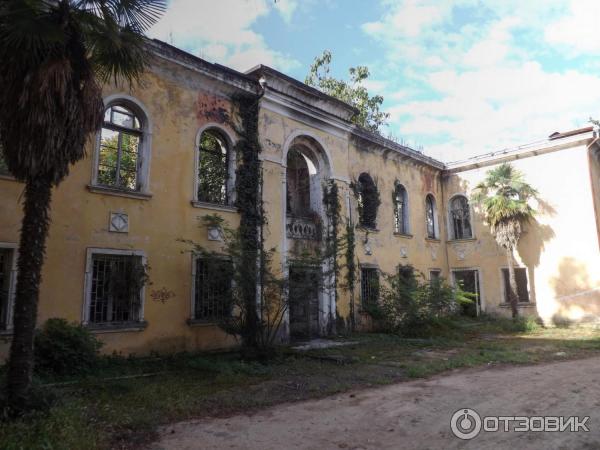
<box><xmin>452</xmin><ymin>269</ymin><xmax>481</xmax><ymax>317</ymax></box>
<box><xmin>288</xmin><ymin>265</ymin><xmax>321</xmax><ymax>340</ymax></box>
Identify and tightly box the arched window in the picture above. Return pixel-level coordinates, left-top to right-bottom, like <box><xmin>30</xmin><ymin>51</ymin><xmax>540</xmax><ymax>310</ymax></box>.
<box><xmin>393</xmin><ymin>183</ymin><xmax>408</xmax><ymax>234</ymax></box>
<box><xmin>450</xmin><ymin>195</ymin><xmax>472</xmax><ymax>239</ymax></box>
<box><xmin>356</xmin><ymin>173</ymin><xmax>380</xmax><ymax>229</ymax></box>
<box><xmin>286</xmin><ymin>148</ymin><xmax>311</xmax><ymax>216</ymax></box>
<box><xmin>197</xmin><ymin>129</ymin><xmax>229</xmax><ymax>205</ymax></box>
<box><xmin>425</xmin><ymin>194</ymin><xmax>437</xmax><ymax>239</ymax></box>
<box><xmin>97</xmin><ymin>103</ymin><xmax>144</xmax><ymax>191</ymax></box>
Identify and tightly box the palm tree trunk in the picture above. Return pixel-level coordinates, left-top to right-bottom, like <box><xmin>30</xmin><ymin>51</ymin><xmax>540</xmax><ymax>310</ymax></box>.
<box><xmin>505</xmin><ymin>246</ymin><xmax>519</xmax><ymax>319</ymax></box>
<box><xmin>6</xmin><ymin>177</ymin><xmax>53</xmax><ymax>413</ymax></box>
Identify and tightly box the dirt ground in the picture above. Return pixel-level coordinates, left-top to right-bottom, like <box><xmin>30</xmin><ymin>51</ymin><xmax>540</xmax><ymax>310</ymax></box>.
<box><xmin>150</xmin><ymin>356</ymin><xmax>600</xmax><ymax>450</ymax></box>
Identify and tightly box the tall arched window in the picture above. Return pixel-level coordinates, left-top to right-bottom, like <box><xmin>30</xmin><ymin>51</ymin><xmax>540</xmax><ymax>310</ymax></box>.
<box><xmin>286</xmin><ymin>148</ymin><xmax>311</xmax><ymax>216</ymax></box>
<box><xmin>425</xmin><ymin>194</ymin><xmax>437</xmax><ymax>239</ymax></box>
<box><xmin>393</xmin><ymin>183</ymin><xmax>408</xmax><ymax>234</ymax></box>
<box><xmin>197</xmin><ymin>129</ymin><xmax>229</xmax><ymax>205</ymax></box>
<box><xmin>356</xmin><ymin>173</ymin><xmax>380</xmax><ymax>229</ymax></box>
<box><xmin>98</xmin><ymin>104</ymin><xmax>144</xmax><ymax>190</ymax></box>
<box><xmin>450</xmin><ymin>195</ymin><xmax>472</xmax><ymax>239</ymax></box>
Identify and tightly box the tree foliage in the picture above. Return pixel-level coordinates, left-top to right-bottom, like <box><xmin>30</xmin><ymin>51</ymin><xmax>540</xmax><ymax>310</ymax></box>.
<box><xmin>471</xmin><ymin>163</ymin><xmax>538</xmax><ymax>318</ymax></box>
<box><xmin>0</xmin><ymin>0</ymin><xmax>165</xmax><ymax>415</ymax></box>
<box><xmin>305</xmin><ymin>50</ymin><xmax>389</xmax><ymax>133</ymax></box>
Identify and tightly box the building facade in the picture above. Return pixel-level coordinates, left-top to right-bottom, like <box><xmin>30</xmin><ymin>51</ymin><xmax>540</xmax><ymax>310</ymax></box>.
<box><xmin>1</xmin><ymin>40</ymin><xmax>599</xmax><ymax>357</ymax></box>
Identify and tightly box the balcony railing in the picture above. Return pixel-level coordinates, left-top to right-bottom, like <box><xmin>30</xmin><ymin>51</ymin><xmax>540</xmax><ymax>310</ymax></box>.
<box><xmin>286</xmin><ymin>215</ymin><xmax>320</xmax><ymax>240</ymax></box>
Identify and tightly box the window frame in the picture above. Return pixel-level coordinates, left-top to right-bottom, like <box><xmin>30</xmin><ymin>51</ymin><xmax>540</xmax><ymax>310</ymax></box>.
<box><xmin>360</xmin><ymin>266</ymin><xmax>380</xmax><ymax>309</ymax></box>
<box><xmin>190</xmin><ymin>253</ymin><xmax>234</xmax><ymax>323</ymax></box>
<box><xmin>448</xmin><ymin>194</ymin><xmax>474</xmax><ymax>240</ymax></box>
<box><xmin>425</xmin><ymin>193</ymin><xmax>439</xmax><ymax>239</ymax></box>
<box><xmin>0</xmin><ymin>243</ymin><xmax>18</xmax><ymax>332</ymax></box>
<box><xmin>500</xmin><ymin>267</ymin><xmax>531</xmax><ymax>304</ymax></box>
<box><xmin>393</xmin><ymin>182</ymin><xmax>410</xmax><ymax>235</ymax></box>
<box><xmin>193</xmin><ymin>124</ymin><xmax>237</xmax><ymax>209</ymax></box>
<box><xmin>82</xmin><ymin>247</ymin><xmax>147</xmax><ymax>331</ymax></box>
<box><xmin>356</xmin><ymin>172</ymin><xmax>379</xmax><ymax>230</ymax></box>
<box><xmin>429</xmin><ymin>269</ymin><xmax>442</xmax><ymax>281</ymax></box>
<box><xmin>91</xmin><ymin>95</ymin><xmax>152</xmax><ymax>198</ymax></box>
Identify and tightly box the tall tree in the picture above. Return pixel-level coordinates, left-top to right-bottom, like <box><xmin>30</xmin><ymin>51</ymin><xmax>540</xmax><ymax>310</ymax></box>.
<box><xmin>0</xmin><ymin>0</ymin><xmax>165</xmax><ymax>413</ymax></box>
<box><xmin>305</xmin><ymin>50</ymin><xmax>389</xmax><ymax>133</ymax></box>
<box><xmin>471</xmin><ymin>163</ymin><xmax>538</xmax><ymax>318</ymax></box>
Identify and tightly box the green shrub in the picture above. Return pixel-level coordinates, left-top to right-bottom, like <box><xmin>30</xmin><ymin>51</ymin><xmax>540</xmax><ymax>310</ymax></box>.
<box><xmin>34</xmin><ymin>318</ymin><xmax>102</xmax><ymax>377</ymax></box>
<box><xmin>373</xmin><ymin>265</ymin><xmax>473</xmax><ymax>337</ymax></box>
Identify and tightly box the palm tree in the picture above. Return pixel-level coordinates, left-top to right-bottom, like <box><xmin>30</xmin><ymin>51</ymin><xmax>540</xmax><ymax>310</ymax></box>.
<box><xmin>0</xmin><ymin>0</ymin><xmax>165</xmax><ymax>413</ymax></box>
<box><xmin>472</xmin><ymin>163</ymin><xmax>538</xmax><ymax>319</ymax></box>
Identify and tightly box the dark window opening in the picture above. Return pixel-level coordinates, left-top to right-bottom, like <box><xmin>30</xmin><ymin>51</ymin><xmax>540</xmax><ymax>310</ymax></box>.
<box><xmin>286</xmin><ymin>148</ymin><xmax>311</xmax><ymax>216</ymax></box>
<box><xmin>393</xmin><ymin>183</ymin><xmax>408</xmax><ymax>234</ymax></box>
<box><xmin>429</xmin><ymin>269</ymin><xmax>441</xmax><ymax>281</ymax></box>
<box><xmin>198</xmin><ymin>129</ymin><xmax>229</xmax><ymax>205</ymax></box>
<box><xmin>450</xmin><ymin>195</ymin><xmax>472</xmax><ymax>239</ymax></box>
<box><xmin>89</xmin><ymin>253</ymin><xmax>143</xmax><ymax>325</ymax></box>
<box><xmin>194</xmin><ymin>257</ymin><xmax>233</xmax><ymax>321</ymax></box>
<box><xmin>426</xmin><ymin>194</ymin><xmax>437</xmax><ymax>238</ymax></box>
<box><xmin>356</xmin><ymin>173</ymin><xmax>380</xmax><ymax>229</ymax></box>
<box><xmin>361</xmin><ymin>267</ymin><xmax>379</xmax><ymax>307</ymax></box>
<box><xmin>502</xmin><ymin>268</ymin><xmax>530</xmax><ymax>303</ymax></box>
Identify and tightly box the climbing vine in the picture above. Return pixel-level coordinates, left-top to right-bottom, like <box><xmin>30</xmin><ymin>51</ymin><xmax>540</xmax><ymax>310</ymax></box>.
<box><xmin>344</xmin><ymin>221</ymin><xmax>357</xmax><ymax>331</ymax></box>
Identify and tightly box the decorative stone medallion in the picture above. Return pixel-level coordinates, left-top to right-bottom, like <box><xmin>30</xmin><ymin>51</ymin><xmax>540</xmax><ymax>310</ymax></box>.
<box><xmin>109</xmin><ymin>212</ymin><xmax>129</xmax><ymax>233</ymax></box>
<box><xmin>207</xmin><ymin>226</ymin><xmax>223</xmax><ymax>241</ymax></box>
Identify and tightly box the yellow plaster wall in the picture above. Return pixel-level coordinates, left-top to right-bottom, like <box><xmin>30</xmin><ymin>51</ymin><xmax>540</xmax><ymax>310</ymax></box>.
<box><xmin>444</xmin><ymin>146</ymin><xmax>600</xmax><ymax>323</ymax></box>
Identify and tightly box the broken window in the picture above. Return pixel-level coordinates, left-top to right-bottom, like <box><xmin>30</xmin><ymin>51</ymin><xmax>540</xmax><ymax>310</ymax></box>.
<box><xmin>361</xmin><ymin>267</ymin><xmax>379</xmax><ymax>307</ymax></box>
<box><xmin>450</xmin><ymin>195</ymin><xmax>472</xmax><ymax>239</ymax></box>
<box><xmin>286</xmin><ymin>148</ymin><xmax>311</xmax><ymax>216</ymax></box>
<box><xmin>198</xmin><ymin>129</ymin><xmax>229</xmax><ymax>204</ymax></box>
<box><xmin>89</xmin><ymin>253</ymin><xmax>145</xmax><ymax>325</ymax></box>
<box><xmin>356</xmin><ymin>173</ymin><xmax>380</xmax><ymax>229</ymax></box>
<box><xmin>193</xmin><ymin>257</ymin><xmax>233</xmax><ymax>321</ymax></box>
<box><xmin>0</xmin><ymin>248</ymin><xmax>14</xmax><ymax>330</ymax></box>
<box><xmin>393</xmin><ymin>183</ymin><xmax>408</xmax><ymax>234</ymax></box>
<box><xmin>98</xmin><ymin>105</ymin><xmax>142</xmax><ymax>190</ymax></box>
<box><xmin>502</xmin><ymin>268</ymin><xmax>530</xmax><ymax>303</ymax></box>
<box><xmin>425</xmin><ymin>194</ymin><xmax>437</xmax><ymax>239</ymax></box>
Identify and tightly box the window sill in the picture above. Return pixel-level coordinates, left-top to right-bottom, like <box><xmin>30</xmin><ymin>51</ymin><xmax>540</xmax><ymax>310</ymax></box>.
<box><xmin>447</xmin><ymin>237</ymin><xmax>477</xmax><ymax>243</ymax></box>
<box><xmin>393</xmin><ymin>232</ymin><xmax>413</xmax><ymax>239</ymax></box>
<box><xmin>499</xmin><ymin>302</ymin><xmax>536</xmax><ymax>308</ymax></box>
<box><xmin>356</xmin><ymin>225</ymin><xmax>379</xmax><ymax>233</ymax></box>
<box><xmin>425</xmin><ymin>237</ymin><xmax>441</xmax><ymax>243</ymax></box>
<box><xmin>87</xmin><ymin>184</ymin><xmax>152</xmax><ymax>200</ymax></box>
<box><xmin>0</xmin><ymin>329</ymin><xmax>13</xmax><ymax>338</ymax></box>
<box><xmin>187</xmin><ymin>318</ymin><xmax>221</xmax><ymax>327</ymax></box>
<box><xmin>191</xmin><ymin>201</ymin><xmax>238</xmax><ymax>213</ymax></box>
<box><xmin>86</xmin><ymin>321</ymin><xmax>148</xmax><ymax>333</ymax></box>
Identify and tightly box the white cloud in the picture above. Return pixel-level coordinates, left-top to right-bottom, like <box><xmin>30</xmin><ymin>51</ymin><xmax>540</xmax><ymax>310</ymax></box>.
<box><xmin>544</xmin><ymin>0</ymin><xmax>600</xmax><ymax>54</ymax></box>
<box><xmin>273</xmin><ymin>0</ymin><xmax>298</xmax><ymax>24</ymax></box>
<box><xmin>149</xmin><ymin>0</ymin><xmax>299</xmax><ymax>71</ymax></box>
<box><xmin>361</xmin><ymin>0</ymin><xmax>600</xmax><ymax>161</ymax></box>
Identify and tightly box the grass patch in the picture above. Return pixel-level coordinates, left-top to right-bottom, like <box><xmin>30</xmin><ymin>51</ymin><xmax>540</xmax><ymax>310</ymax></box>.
<box><xmin>1</xmin><ymin>317</ymin><xmax>599</xmax><ymax>449</ymax></box>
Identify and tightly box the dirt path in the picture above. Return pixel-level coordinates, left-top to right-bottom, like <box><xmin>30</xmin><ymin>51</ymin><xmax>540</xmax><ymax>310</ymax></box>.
<box><xmin>151</xmin><ymin>357</ymin><xmax>600</xmax><ymax>450</ymax></box>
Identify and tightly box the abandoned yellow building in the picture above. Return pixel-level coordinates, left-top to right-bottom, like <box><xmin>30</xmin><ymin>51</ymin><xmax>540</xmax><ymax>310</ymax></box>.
<box><xmin>0</xmin><ymin>40</ymin><xmax>599</xmax><ymax>357</ymax></box>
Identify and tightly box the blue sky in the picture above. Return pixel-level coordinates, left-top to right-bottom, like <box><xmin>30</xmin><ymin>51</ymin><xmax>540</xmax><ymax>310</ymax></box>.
<box><xmin>150</xmin><ymin>0</ymin><xmax>600</xmax><ymax>162</ymax></box>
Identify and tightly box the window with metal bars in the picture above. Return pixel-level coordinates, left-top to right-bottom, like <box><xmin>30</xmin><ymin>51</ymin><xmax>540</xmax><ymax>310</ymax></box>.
<box><xmin>194</xmin><ymin>257</ymin><xmax>233</xmax><ymax>321</ymax></box>
<box><xmin>97</xmin><ymin>104</ymin><xmax>143</xmax><ymax>191</ymax></box>
<box><xmin>360</xmin><ymin>267</ymin><xmax>379</xmax><ymax>307</ymax></box>
<box><xmin>0</xmin><ymin>248</ymin><xmax>13</xmax><ymax>329</ymax></box>
<box><xmin>450</xmin><ymin>195</ymin><xmax>473</xmax><ymax>239</ymax></box>
<box><xmin>89</xmin><ymin>253</ymin><xmax>143</xmax><ymax>324</ymax></box>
